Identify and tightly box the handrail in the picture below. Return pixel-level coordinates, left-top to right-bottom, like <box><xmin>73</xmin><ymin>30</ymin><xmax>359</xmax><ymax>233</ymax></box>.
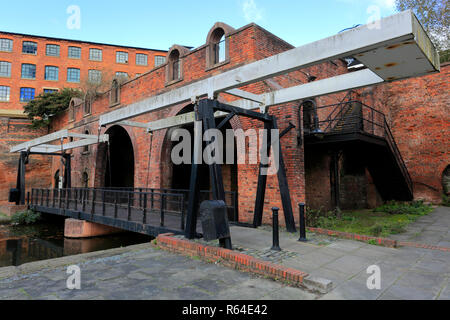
<box><xmin>307</xmin><ymin>98</ymin><xmax>413</xmax><ymax>195</ymax></box>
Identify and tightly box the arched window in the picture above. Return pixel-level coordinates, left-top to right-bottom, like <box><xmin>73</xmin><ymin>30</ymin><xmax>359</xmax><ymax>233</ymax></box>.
<box><xmin>206</xmin><ymin>23</ymin><xmax>234</xmax><ymax>69</ymax></box>
<box><xmin>169</xmin><ymin>49</ymin><xmax>180</xmax><ymax>81</ymax></box>
<box><xmin>165</xmin><ymin>45</ymin><xmax>189</xmax><ymax>85</ymax></box>
<box><xmin>83</xmin><ymin>130</ymin><xmax>90</xmax><ymax>154</ymax></box>
<box><xmin>69</xmin><ymin>100</ymin><xmax>75</xmax><ymax>122</ymax></box>
<box><xmin>110</xmin><ymin>79</ymin><xmax>120</xmax><ymax>106</ymax></box>
<box><xmin>82</xmin><ymin>171</ymin><xmax>89</xmax><ymax>188</ymax></box>
<box><xmin>84</xmin><ymin>93</ymin><xmax>92</xmax><ymax>115</ymax></box>
<box><xmin>54</xmin><ymin>170</ymin><xmax>62</xmax><ymax>189</ymax></box>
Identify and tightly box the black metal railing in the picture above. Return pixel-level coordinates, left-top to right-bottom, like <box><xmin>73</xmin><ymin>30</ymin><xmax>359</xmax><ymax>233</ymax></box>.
<box><xmin>306</xmin><ymin>99</ymin><xmax>413</xmax><ymax>193</ymax></box>
<box><xmin>72</xmin><ymin>187</ymin><xmax>239</xmax><ymax>222</ymax></box>
<box><xmin>30</xmin><ymin>188</ymin><xmax>186</xmax><ymax>231</ymax></box>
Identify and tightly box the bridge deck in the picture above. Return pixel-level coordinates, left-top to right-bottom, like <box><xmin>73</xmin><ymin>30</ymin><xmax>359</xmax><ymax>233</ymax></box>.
<box><xmin>29</xmin><ymin>188</ymin><xmax>204</xmax><ymax>238</ymax></box>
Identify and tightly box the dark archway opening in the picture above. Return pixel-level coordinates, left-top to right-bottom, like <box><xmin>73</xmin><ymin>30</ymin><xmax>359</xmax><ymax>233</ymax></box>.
<box><xmin>104</xmin><ymin>125</ymin><xmax>135</xmax><ymax>188</ymax></box>
<box><xmin>169</xmin><ymin>104</ymin><xmax>238</xmax><ymax>220</ymax></box>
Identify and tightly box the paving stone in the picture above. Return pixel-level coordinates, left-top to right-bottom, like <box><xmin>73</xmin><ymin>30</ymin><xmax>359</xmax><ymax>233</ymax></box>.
<box><xmin>322</xmin><ymin>255</ymin><xmax>373</xmax><ymax>276</ymax></box>
<box><xmin>378</xmin><ymin>284</ymin><xmax>437</xmax><ymax>300</ymax></box>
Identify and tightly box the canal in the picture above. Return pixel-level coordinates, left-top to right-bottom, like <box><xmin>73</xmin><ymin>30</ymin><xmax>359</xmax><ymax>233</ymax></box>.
<box><xmin>0</xmin><ymin>214</ymin><xmax>153</xmax><ymax>267</ymax></box>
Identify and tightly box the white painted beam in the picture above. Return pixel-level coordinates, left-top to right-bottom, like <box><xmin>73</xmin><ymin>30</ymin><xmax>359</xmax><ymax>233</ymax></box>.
<box><xmin>99</xmin><ymin>11</ymin><xmax>439</xmax><ymax>127</ymax></box>
<box><xmin>225</xmin><ymin>89</ymin><xmax>263</xmax><ymax>104</ymax></box>
<box><xmin>141</xmin><ymin>69</ymin><xmax>383</xmax><ymax>132</ymax></box>
<box><xmin>10</xmin><ymin>130</ymin><xmax>69</xmax><ymax>153</ymax></box>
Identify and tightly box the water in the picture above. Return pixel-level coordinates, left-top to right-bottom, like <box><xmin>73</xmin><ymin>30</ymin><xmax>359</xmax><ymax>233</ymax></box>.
<box><xmin>0</xmin><ymin>217</ymin><xmax>152</xmax><ymax>267</ymax></box>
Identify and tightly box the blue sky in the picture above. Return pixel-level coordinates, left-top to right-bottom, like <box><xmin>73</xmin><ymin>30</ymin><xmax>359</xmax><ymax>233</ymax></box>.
<box><xmin>0</xmin><ymin>0</ymin><xmax>397</xmax><ymax>50</ymax></box>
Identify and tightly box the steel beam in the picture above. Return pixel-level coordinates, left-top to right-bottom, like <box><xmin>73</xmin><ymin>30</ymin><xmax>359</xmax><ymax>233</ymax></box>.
<box><xmin>98</xmin><ymin>10</ymin><xmax>439</xmax><ymax>127</ymax></box>
<box><xmin>11</xmin><ymin>130</ymin><xmax>109</xmax><ymax>153</ymax></box>
<box><xmin>130</xmin><ymin>69</ymin><xmax>383</xmax><ymax>133</ymax></box>
<box><xmin>10</xmin><ymin>130</ymin><xmax>69</xmax><ymax>153</ymax></box>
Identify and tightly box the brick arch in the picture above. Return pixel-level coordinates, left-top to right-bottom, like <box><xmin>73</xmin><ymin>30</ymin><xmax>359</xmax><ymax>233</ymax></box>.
<box><xmin>93</xmin><ymin>124</ymin><xmax>138</xmax><ymax>188</ymax></box>
<box><xmin>205</xmin><ymin>22</ymin><xmax>235</xmax><ymax>44</ymax></box>
<box><xmin>154</xmin><ymin>101</ymin><xmax>244</xmax><ymax>191</ymax></box>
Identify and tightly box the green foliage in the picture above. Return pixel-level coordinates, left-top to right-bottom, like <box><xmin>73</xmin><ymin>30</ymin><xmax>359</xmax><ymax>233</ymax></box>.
<box><xmin>442</xmin><ymin>194</ymin><xmax>450</xmax><ymax>207</ymax></box>
<box><xmin>305</xmin><ymin>207</ymin><xmax>336</xmax><ymax>228</ymax></box>
<box><xmin>395</xmin><ymin>0</ymin><xmax>449</xmax><ymax>52</ymax></box>
<box><xmin>11</xmin><ymin>210</ymin><xmax>41</xmax><ymax>225</ymax></box>
<box><xmin>373</xmin><ymin>200</ymin><xmax>433</xmax><ymax>215</ymax></box>
<box><xmin>305</xmin><ymin>201</ymin><xmax>433</xmax><ymax>238</ymax></box>
<box><xmin>23</xmin><ymin>88</ymin><xmax>82</xmax><ymax>128</ymax></box>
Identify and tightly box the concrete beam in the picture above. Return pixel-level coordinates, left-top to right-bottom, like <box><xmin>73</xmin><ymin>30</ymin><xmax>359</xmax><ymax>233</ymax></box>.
<box><xmin>10</xmin><ymin>130</ymin><xmax>69</xmax><ymax>153</ymax></box>
<box><xmin>99</xmin><ymin>10</ymin><xmax>439</xmax><ymax>127</ymax></box>
<box><xmin>141</xmin><ymin>69</ymin><xmax>383</xmax><ymax>132</ymax></box>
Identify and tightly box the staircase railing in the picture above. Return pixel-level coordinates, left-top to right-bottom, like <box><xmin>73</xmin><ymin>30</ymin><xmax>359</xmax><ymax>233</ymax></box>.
<box><xmin>307</xmin><ymin>99</ymin><xmax>413</xmax><ymax>195</ymax></box>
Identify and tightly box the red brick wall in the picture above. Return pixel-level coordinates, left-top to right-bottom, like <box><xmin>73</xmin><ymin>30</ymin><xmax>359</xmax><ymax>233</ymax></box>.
<box><xmin>0</xmin><ymin>118</ymin><xmax>51</xmax><ymax>206</ymax></box>
<box><xmin>360</xmin><ymin>64</ymin><xmax>450</xmax><ymax>203</ymax></box>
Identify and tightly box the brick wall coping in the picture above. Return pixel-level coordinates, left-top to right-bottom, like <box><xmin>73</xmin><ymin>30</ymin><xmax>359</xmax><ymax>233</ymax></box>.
<box><xmin>155</xmin><ymin>233</ymin><xmax>335</xmax><ymax>292</ymax></box>
<box><xmin>307</xmin><ymin>227</ymin><xmax>450</xmax><ymax>252</ymax></box>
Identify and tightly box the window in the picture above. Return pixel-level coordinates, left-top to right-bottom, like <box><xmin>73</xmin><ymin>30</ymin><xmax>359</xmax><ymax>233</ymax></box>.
<box><xmin>20</xmin><ymin>87</ymin><xmax>35</xmax><ymax>102</ymax></box>
<box><xmin>44</xmin><ymin>89</ymin><xmax>58</xmax><ymax>94</ymax></box>
<box><xmin>82</xmin><ymin>171</ymin><xmax>89</xmax><ymax>187</ymax></box>
<box><xmin>214</xmin><ymin>35</ymin><xmax>226</xmax><ymax>64</ymax></box>
<box><xmin>84</xmin><ymin>95</ymin><xmax>92</xmax><ymax>115</ymax></box>
<box><xmin>110</xmin><ymin>79</ymin><xmax>120</xmax><ymax>105</ymax></box>
<box><xmin>168</xmin><ymin>50</ymin><xmax>181</xmax><ymax>82</ymax></box>
<box><xmin>89</xmin><ymin>48</ymin><xmax>102</xmax><ymax>61</ymax></box>
<box><xmin>206</xmin><ymin>23</ymin><xmax>233</xmax><ymax>69</ymax></box>
<box><xmin>21</xmin><ymin>64</ymin><xmax>36</xmax><ymax>79</ymax></box>
<box><xmin>155</xmin><ymin>56</ymin><xmax>165</xmax><ymax>67</ymax></box>
<box><xmin>88</xmin><ymin>70</ymin><xmax>102</xmax><ymax>84</ymax></box>
<box><xmin>0</xmin><ymin>39</ymin><xmax>13</xmax><ymax>52</ymax></box>
<box><xmin>45</xmin><ymin>66</ymin><xmax>59</xmax><ymax>81</ymax></box>
<box><xmin>0</xmin><ymin>86</ymin><xmax>10</xmax><ymax>102</ymax></box>
<box><xmin>116</xmin><ymin>51</ymin><xmax>128</xmax><ymax>64</ymax></box>
<box><xmin>68</xmin><ymin>99</ymin><xmax>75</xmax><ymax>122</ymax></box>
<box><xmin>67</xmin><ymin>68</ymin><xmax>80</xmax><ymax>83</ymax></box>
<box><xmin>22</xmin><ymin>41</ymin><xmax>37</xmax><ymax>54</ymax></box>
<box><xmin>136</xmin><ymin>53</ymin><xmax>148</xmax><ymax>66</ymax></box>
<box><xmin>68</xmin><ymin>46</ymin><xmax>81</xmax><ymax>59</ymax></box>
<box><xmin>0</xmin><ymin>61</ymin><xmax>11</xmax><ymax>77</ymax></box>
<box><xmin>115</xmin><ymin>72</ymin><xmax>128</xmax><ymax>79</ymax></box>
<box><xmin>46</xmin><ymin>44</ymin><xmax>60</xmax><ymax>57</ymax></box>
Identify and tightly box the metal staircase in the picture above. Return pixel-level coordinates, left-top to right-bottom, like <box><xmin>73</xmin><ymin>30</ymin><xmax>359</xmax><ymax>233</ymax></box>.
<box><xmin>305</xmin><ymin>92</ymin><xmax>413</xmax><ymax>201</ymax></box>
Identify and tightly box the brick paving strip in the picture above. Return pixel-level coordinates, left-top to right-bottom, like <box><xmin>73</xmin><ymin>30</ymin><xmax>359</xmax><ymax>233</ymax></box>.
<box><xmin>307</xmin><ymin>227</ymin><xmax>450</xmax><ymax>252</ymax></box>
<box><xmin>155</xmin><ymin>233</ymin><xmax>332</xmax><ymax>294</ymax></box>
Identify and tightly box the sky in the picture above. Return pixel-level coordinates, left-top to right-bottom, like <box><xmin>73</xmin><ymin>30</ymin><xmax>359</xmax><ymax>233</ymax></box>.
<box><xmin>0</xmin><ymin>0</ymin><xmax>398</xmax><ymax>50</ymax></box>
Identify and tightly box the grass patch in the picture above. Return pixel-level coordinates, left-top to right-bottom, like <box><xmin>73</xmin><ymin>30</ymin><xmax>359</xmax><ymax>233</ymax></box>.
<box><xmin>11</xmin><ymin>209</ymin><xmax>41</xmax><ymax>225</ymax></box>
<box><xmin>307</xmin><ymin>201</ymin><xmax>433</xmax><ymax>238</ymax></box>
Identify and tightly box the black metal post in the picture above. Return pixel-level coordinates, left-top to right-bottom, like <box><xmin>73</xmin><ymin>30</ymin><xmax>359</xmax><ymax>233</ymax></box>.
<box><xmin>142</xmin><ymin>193</ymin><xmax>147</xmax><ymax>224</ymax></box>
<box><xmin>91</xmin><ymin>189</ymin><xmax>97</xmax><ymax>216</ymax></box>
<box><xmin>180</xmin><ymin>195</ymin><xmax>185</xmax><ymax>230</ymax></box>
<box><xmin>102</xmin><ymin>190</ymin><xmax>106</xmax><ymax>216</ymax></box>
<box><xmin>127</xmin><ymin>192</ymin><xmax>132</xmax><ymax>221</ymax></box>
<box><xmin>271</xmin><ymin>207</ymin><xmax>281</xmax><ymax>251</ymax></box>
<box><xmin>160</xmin><ymin>194</ymin><xmax>165</xmax><ymax>227</ymax></box>
<box><xmin>114</xmin><ymin>192</ymin><xmax>118</xmax><ymax>219</ymax></box>
<box><xmin>298</xmin><ymin>203</ymin><xmax>307</xmax><ymax>242</ymax></box>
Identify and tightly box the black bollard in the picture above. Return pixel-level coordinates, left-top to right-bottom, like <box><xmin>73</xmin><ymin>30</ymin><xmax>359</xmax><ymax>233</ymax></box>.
<box><xmin>298</xmin><ymin>203</ymin><xmax>307</xmax><ymax>242</ymax></box>
<box><xmin>271</xmin><ymin>207</ymin><xmax>281</xmax><ymax>251</ymax></box>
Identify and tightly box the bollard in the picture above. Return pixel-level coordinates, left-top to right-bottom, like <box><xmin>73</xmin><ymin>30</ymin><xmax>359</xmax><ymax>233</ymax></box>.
<box><xmin>298</xmin><ymin>203</ymin><xmax>308</xmax><ymax>242</ymax></box>
<box><xmin>271</xmin><ymin>207</ymin><xmax>281</xmax><ymax>251</ymax></box>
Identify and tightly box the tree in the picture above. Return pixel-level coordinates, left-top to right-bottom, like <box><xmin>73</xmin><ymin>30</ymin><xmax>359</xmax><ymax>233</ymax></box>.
<box><xmin>395</xmin><ymin>0</ymin><xmax>449</xmax><ymax>54</ymax></box>
<box><xmin>23</xmin><ymin>88</ymin><xmax>82</xmax><ymax>128</ymax></box>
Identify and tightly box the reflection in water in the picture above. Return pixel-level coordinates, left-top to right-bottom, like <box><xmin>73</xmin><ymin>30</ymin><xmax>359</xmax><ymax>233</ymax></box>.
<box><xmin>0</xmin><ymin>221</ymin><xmax>152</xmax><ymax>267</ymax></box>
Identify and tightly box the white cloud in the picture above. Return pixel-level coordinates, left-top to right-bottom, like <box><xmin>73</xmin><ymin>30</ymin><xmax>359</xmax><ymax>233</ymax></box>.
<box><xmin>374</xmin><ymin>0</ymin><xmax>396</xmax><ymax>9</ymax></box>
<box><xmin>242</xmin><ymin>0</ymin><xmax>264</xmax><ymax>23</ymax></box>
